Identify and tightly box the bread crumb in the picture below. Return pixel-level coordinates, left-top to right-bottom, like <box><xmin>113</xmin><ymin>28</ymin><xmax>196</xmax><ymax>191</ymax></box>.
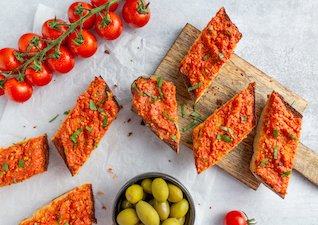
<box><xmin>119</xmin><ymin>105</ymin><xmax>123</xmax><ymax>109</ymax></box>
<box><xmin>210</xmin><ymin>207</ymin><xmax>212</xmax><ymax>209</ymax></box>
<box><xmin>23</xmin><ymin>126</ymin><xmax>25</xmax><ymax>128</ymax></box>
<box><xmin>216</xmin><ymin>99</ymin><xmax>222</xmax><ymax>105</ymax></box>
<box><xmin>198</xmin><ymin>203</ymin><xmax>201</xmax><ymax>205</ymax></box>
<box><xmin>168</xmin><ymin>160</ymin><xmax>171</xmax><ymax>162</ymax></box>
<box><xmin>128</xmin><ymin>132</ymin><xmax>132</xmax><ymax>137</ymax></box>
<box><xmin>102</xmin><ymin>206</ymin><xmax>107</xmax><ymax>210</ymax></box>
<box><xmin>104</xmin><ymin>50</ymin><xmax>110</xmax><ymax>54</ymax></box>
<box><xmin>33</xmin><ymin>126</ymin><xmax>36</xmax><ymax>128</ymax></box>
<box><xmin>270</xmin><ymin>79</ymin><xmax>273</xmax><ymax>82</ymax></box>
<box><xmin>137</xmin><ymin>47</ymin><xmax>139</xmax><ymax>49</ymax></box>
<box><xmin>98</xmin><ymin>191</ymin><xmax>104</xmax><ymax>195</ymax></box>
<box><xmin>214</xmin><ymin>93</ymin><xmax>216</xmax><ymax>96</ymax></box>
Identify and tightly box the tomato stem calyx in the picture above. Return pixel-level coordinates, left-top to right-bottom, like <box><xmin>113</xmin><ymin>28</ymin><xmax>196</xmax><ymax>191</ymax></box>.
<box><xmin>242</xmin><ymin>211</ymin><xmax>257</xmax><ymax>225</ymax></box>
<box><xmin>137</xmin><ymin>0</ymin><xmax>150</xmax><ymax>14</ymax></box>
<box><xmin>98</xmin><ymin>6</ymin><xmax>112</xmax><ymax>28</ymax></box>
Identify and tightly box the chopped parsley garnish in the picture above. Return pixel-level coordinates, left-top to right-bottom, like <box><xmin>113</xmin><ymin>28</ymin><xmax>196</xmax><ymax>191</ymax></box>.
<box><xmin>241</xmin><ymin>116</ymin><xmax>246</xmax><ymax>121</ymax></box>
<box><xmin>90</xmin><ymin>100</ymin><xmax>97</xmax><ymax>110</ymax></box>
<box><xmin>64</xmin><ymin>223</ymin><xmax>70</xmax><ymax>225</ymax></box>
<box><xmin>0</xmin><ymin>171</ymin><xmax>2</xmax><ymax>175</ymax></box>
<box><xmin>265</xmin><ymin>122</ymin><xmax>268</xmax><ymax>126</ymax></box>
<box><xmin>203</xmin><ymin>54</ymin><xmax>210</xmax><ymax>60</ymax></box>
<box><xmin>288</xmin><ymin>134</ymin><xmax>296</xmax><ymax>140</ymax></box>
<box><xmin>64</xmin><ymin>111</ymin><xmax>69</xmax><ymax>115</ymax></box>
<box><xmin>260</xmin><ymin>158</ymin><xmax>269</xmax><ymax>167</ymax></box>
<box><xmin>64</xmin><ymin>148</ymin><xmax>68</xmax><ymax>158</ymax></box>
<box><xmin>186</xmin><ymin>141</ymin><xmax>193</xmax><ymax>144</ymax></box>
<box><xmin>13</xmin><ymin>179</ymin><xmax>17</xmax><ymax>184</ymax></box>
<box><xmin>58</xmin><ymin>214</ymin><xmax>62</xmax><ymax>225</ymax></box>
<box><xmin>219</xmin><ymin>53</ymin><xmax>224</xmax><ymax>59</ymax></box>
<box><xmin>217</xmin><ymin>134</ymin><xmax>232</xmax><ymax>143</ymax></box>
<box><xmin>101</xmin><ymin>112</ymin><xmax>108</xmax><ymax>127</ymax></box>
<box><xmin>181</xmin><ymin>104</ymin><xmax>186</xmax><ymax>118</ymax></box>
<box><xmin>273</xmin><ymin>129</ymin><xmax>278</xmax><ymax>138</ymax></box>
<box><xmin>2</xmin><ymin>161</ymin><xmax>8</xmax><ymax>171</ymax></box>
<box><xmin>163</xmin><ymin>111</ymin><xmax>179</xmax><ymax>133</ymax></box>
<box><xmin>19</xmin><ymin>158</ymin><xmax>24</xmax><ymax>168</ymax></box>
<box><xmin>274</xmin><ymin>145</ymin><xmax>278</xmax><ymax>159</ymax></box>
<box><xmin>86</xmin><ymin>125</ymin><xmax>93</xmax><ymax>132</ymax></box>
<box><xmin>144</xmin><ymin>91</ymin><xmax>159</xmax><ymax>100</ymax></box>
<box><xmin>194</xmin><ymin>102</ymin><xmax>198</xmax><ymax>112</ymax></box>
<box><xmin>225</xmin><ymin>30</ymin><xmax>232</xmax><ymax>36</ymax></box>
<box><xmin>220</xmin><ymin>126</ymin><xmax>237</xmax><ymax>142</ymax></box>
<box><xmin>94</xmin><ymin>142</ymin><xmax>98</xmax><ymax>148</ymax></box>
<box><xmin>188</xmin><ymin>81</ymin><xmax>202</xmax><ymax>92</ymax></box>
<box><xmin>49</xmin><ymin>114</ymin><xmax>59</xmax><ymax>123</ymax></box>
<box><xmin>70</xmin><ymin>128</ymin><xmax>83</xmax><ymax>146</ymax></box>
<box><xmin>221</xmin><ymin>126</ymin><xmax>228</xmax><ymax>131</ymax></box>
<box><xmin>132</xmin><ymin>83</ymin><xmax>145</xmax><ymax>96</ymax></box>
<box><xmin>208</xmin><ymin>27</ymin><xmax>213</xmax><ymax>30</ymax></box>
<box><xmin>98</xmin><ymin>108</ymin><xmax>104</xmax><ymax>112</ymax></box>
<box><xmin>190</xmin><ymin>113</ymin><xmax>205</xmax><ymax>121</ymax></box>
<box><xmin>182</xmin><ymin>120</ymin><xmax>197</xmax><ymax>132</ymax></box>
<box><xmin>158</xmin><ymin>88</ymin><xmax>164</xmax><ymax>99</ymax></box>
<box><xmin>157</xmin><ymin>77</ymin><xmax>164</xmax><ymax>88</ymax></box>
<box><xmin>97</xmin><ymin>98</ymin><xmax>108</xmax><ymax>105</ymax></box>
<box><xmin>34</xmin><ymin>223</ymin><xmax>38</xmax><ymax>225</ymax></box>
<box><xmin>281</xmin><ymin>171</ymin><xmax>291</xmax><ymax>178</ymax></box>
<box><xmin>291</xmin><ymin>101</ymin><xmax>296</xmax><ymax>107</ymax></box>
<box><xmin>170</xmin><ymin>135</ymin><xmax>178</xmax><ymax>142</ymax></box>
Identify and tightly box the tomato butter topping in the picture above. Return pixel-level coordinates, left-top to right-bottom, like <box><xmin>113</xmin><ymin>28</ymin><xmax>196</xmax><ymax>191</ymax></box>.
<box><xmin>179</xmin><ymin>7</ymin><xmax>242</xmax><ymax>101</ymax></box>
<box><xmin>193</xmin><ymin>83</ymin><xmax>256</xmax><ymax>174</ymax></box>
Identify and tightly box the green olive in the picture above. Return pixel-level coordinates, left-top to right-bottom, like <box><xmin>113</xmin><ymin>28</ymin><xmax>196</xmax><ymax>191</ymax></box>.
<box><xmin>136</xmin><ymin>200</ymin><xmax>160</xmax><ymax>225</ymax></box>
<box><xmin>125</xmin><ymin>184</ymin><xmax>144</xmax><ymax>204</ymax></box>
<box><xmin>121</xmin><ymin>199</ymin><xmax>134</xmax><ymax>210</ymax></box>
<box><xmin>161</xmin><ymin>218</ymin><xmax>180</xmax><ymax>225</ymax></box>
<box><xmin>167</xmin><ymin>183</ymin><xmax>183</xmax><ymax>203</ymax></box>
<box><xmin>116</xmin><ymin>208</ymin><xmax>140</xmax><ymax>225</ymax></box>
<box><xmin>141</xmin><ymin>178</ymin><xmax>152</xmax><ymax>194</ymax></box>
<box><xmin>177</xmin><ymin>216</ymin><xmax>185</xmax><ymax>225</ymax></box>
<box><xmin>152</xmin><ymin>199</ymin><xmax>170</xmax><ymax>221</ymax></box>
<box><xmin>170</xmin><ymin>199</ymin><xmax>189</xmax><ymax>218</ymax></box>
<box><xmin>152</xmin><ymin>178</ymin><xmax>169</xmax><ymax>202</ymax></box>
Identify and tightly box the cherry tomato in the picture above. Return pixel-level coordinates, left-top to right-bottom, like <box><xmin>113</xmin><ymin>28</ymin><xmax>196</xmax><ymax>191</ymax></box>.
<box><xmin>24</xmin><ymin>62</ymin><xmax>53</xmax><ymax>86</ymax></box>
<box><xmin>18</xmin><ymin>33</ymin><xmax>46</xmax><ymax>59</ymax></box>
<box><xmin>224</xmin><ymin>211</ymin><xmax>257</xmax><ymax>225</ymax></box>
<box><xmin>4</xmin><ymin>77</ymin><xmax>33</xmax><ymax>103</ymax></box>
<box><xmin>0</xmin><ymin>74</ymin><xmax>5</xmax><ymax>96</ymax></box>
<box><xmin>94</xmin><ymin>11</ymin><xmax>123</xmax><ymax>40</ymax></box>
<box><xmin>68</xmin><ymin>2</ymin><xmax>96</xmax><ymax>30</ymax></box>
<box><xmin>122</xmin><ymin>0</ymin><xmax>150</xmax><ymax>28</ymax></box>
<box><xmin>42</xmin><ymin>18</ymin><xmax>69</xmax><ymax>46</ymax></box>
<box><xmin>46</xmin><ymin>46</ymin><xmax>75</xmax><ymax>74</ymax></box>
<box><xmin>68</xmin><ymin>29</ymin><xmax>98</xmax><ymax>58</ymax></box>
<box><xmin>0</xmin><ymin>48</ymin><xmax>23</xmax><ymax>74</ymax></box>
<box><xmin>91</xmin><ymin>0</ymin><xmax>119</xmax><ymax>12</ymax></box>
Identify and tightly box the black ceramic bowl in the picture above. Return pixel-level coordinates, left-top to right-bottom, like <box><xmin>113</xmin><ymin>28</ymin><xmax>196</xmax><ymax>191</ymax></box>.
<box><xmin>112</xmin><ymin>172</ymin><xmax>195</xmax><ymax>225</ymax></box>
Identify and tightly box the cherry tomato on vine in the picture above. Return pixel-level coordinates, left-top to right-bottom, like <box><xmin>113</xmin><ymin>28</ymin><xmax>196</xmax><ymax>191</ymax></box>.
<box><xmin>91</xmin><ymin>0</ymin><xmax>119</xmax><ymax>12</ymax></box>
<box><xmin>0</xmin><ymin>74</ymin><xmax>5</xmax><ymax>96</ymax></box>
<box><xmin>68</xmin><ymin>29</ymin><xmax>98</xmax><ymax>58</ymax></box>
<box><xmin>42</xmin><ymin>18</ymin><xmax>69</xmax><ymax>46</ymax></box>
<box><xmin>24</xmin><ymin>62</ymin><xmax>53</xmax><ymax>86</ymax></box>
<box><xmin>68</xmin><ymin>2</ymin><xmax>96</xmax><ymax>30</ymax></box>
<box><xmin>18</xmin><ymin>33</ymin><xmax>46</xmax><ymax>59</ymax></box>
<box><xmin>223</xmin><ymin>211</ymin><xmax>256</xmax><ymax>225</ymax></box>
<box><xmin>94</xmin><ymin>11</ymin><xmax>123</xmax><ymax>40</ymax></box>
<box><xmin>122</xmin><ymin>0</ymin><xmax>150</xmax><ymax>28</ymax></box>
<box><xmin>46</xmin><ymin>46</ymin><xmax>75</xmax><ymax>74</ymax></box>
<box><xmin>3</xmin><ymin>77</ymin><xmax>33</xmax><ymax>103</ymax></box>
<box><xmin>0</xmin><ymin>48</ymin><xmax>23</xmax><ymax>74</ymax></box>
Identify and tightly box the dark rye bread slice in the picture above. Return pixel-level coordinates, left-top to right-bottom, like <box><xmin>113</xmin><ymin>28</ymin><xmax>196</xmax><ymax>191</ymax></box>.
<box><xmin>250</xmin><ymin>91</ymin><xmax>302</xmax><ymax>199</ymax></box>
<box><xmin>0</xmin><ymin>134</ymin><xmax>49</xmax><ymax>187</ymax></box>
<box><xmin>52</xmin><ymin>76</ymin><xmax>120</xmax><ymax>176</ymax></box>
<box><xmin>131</xmin><ymin>76</ymin><xmax>180</xmax><ymax>154</ymax></box>
<box><xmin>20</xmin><ymin>183</ymin><xmax>96</xmax><ymax>224</ymax></box>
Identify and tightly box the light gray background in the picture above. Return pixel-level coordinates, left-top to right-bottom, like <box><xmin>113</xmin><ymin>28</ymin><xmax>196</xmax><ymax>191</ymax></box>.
<box><xmin>0</xmin><ymin>0</ymin><xmax>317</xmax><ymax>224</ymax></box>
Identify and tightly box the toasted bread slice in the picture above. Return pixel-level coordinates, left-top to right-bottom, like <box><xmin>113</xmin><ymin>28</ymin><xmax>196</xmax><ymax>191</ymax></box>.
<box><xmin>0</xmin><ymin>134</ymin><xmax>49</xmax><ymax>187</ymax></box>
<box><xmin>250</xmin><ymin>92</ymin><xmax>302</xmax><ymax>198</ymax></box>
<box><xmin>193</xmin><ymin>82</ymin><xmax>256</xmax><ymax>174</ymax></box>
<box><xmin>52</xmin><ymin>76</ymin><xmax>120</xmax><ymax>176</ymax></box>
<box><xmin>179</xmin><ymin>7</ymin><xmax>242</xmax><ymax>103</ymax></box>
<box><xmin>131</xmin><ymin>76</ymin><xmax>180</xmax><ymax>153</ymax></box>
<box><xmin>20</xmin><ymin>183</ymin><xmax>96</xmax><ymax>224</ymax></box>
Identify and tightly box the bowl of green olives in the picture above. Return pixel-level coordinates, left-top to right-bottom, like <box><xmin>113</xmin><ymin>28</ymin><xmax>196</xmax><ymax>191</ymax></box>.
<box><xmin>112</xmin><ymin>172</ymin><xmax>195</xmax><ymax>225</ymax></box>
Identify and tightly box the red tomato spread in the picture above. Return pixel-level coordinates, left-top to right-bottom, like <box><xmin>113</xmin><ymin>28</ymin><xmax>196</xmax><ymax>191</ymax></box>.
<box><xmin>255</xmin><ymin>92</ymin><xmax>302</xmax><ymax>195</ymax></box>
<box><xmin>179</xmin><ymin>7</ymin><xmax>242</xmax><ymax>99</ymax></box>
<box><xmin>193</xmin><ymin>83</ymin><xmax>255</xmax><ymax>174</ymax></box>
<box><xmin>0</xmin><ymin>134</ymin><xmax>48</xmax><ymax>187</ymax></box>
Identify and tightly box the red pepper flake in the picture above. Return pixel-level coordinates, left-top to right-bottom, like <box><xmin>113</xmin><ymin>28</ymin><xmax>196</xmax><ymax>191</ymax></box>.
<box><xmin>128</xmin><ymin>132</ymin><xmax>133</xmax><ymax>137</ymax></box>
<box><xmin>232</xmin><ymin>82</ymin><xmax>234</xmax><ymax>84</ymax></box>
<box><xmin>131</xmin><ymin>60</ymin><xmax>134</xmax><ymax>62</ymax></box>
<box><xmin>127</xmin><ymin>119</ymin><xmax>131</xmax><ymax>123</ymax></box>
<box><xmin>23</xmin><ymin>126</ymin><xmax>25</xmax><ymax>128</ymax></box>
<box><xmin>108</xmin><ymin>168</ymin><xmax>113</xmax><ymax>174</ymax></box>
<box><xmin>113</xmin><ymin>174</ymin><xmax>118</xmax><ymax>179</ymax></box>
<box><xmin>214</xmin><ymin>93</ymin><xmax>217</xmax><ymax>96</ymax></box>
<box><xmin>104</xmin><ymin>50</ymin><xmax>110</xmax><ymax>54</ymax></box>
<box><xmin>198</xmin><ymin>203</ymin><xmax>201</xmax><ymax>205</ymax></box>
<box><xmin>210</xmin><ymin>207</ymin><xmax>212</xmax><ymax>209</ymax></box>
<box><xmin>168</xmin><ymin>160</ymin><xmax>171</xmax><ymax>162</ymax></box>
<box><xmin>243</xmin><ymin>139</ymin><xmax>247</xmax><ymax>142</ymax></box>
<box><xmin>137</xmin><ymin>47</ymin><xmax>139</xmax><ymax>49</ymax></box>
<box><xmin>216</xmin><ymin>99</ymin><xmax>222</xmax><ymax>105</ymax></box>
<box><xmin>114</xmin><ymin>84</ymin><xmax>117</xmax><ymax>88</ymax></box>
<box><xmin>241</xmin><ymin>73</ymin><xmax>244</xmax><ymax>76</ymax></box>
<box><xmin>102</xmin><ymin>206</ymin><xmax>107</xmax><ymax>210</ymax></box>
<box><xmin>98</xmin><ymin>191</ymin><xmax>104</xmax><ymax>195</ymax></box>
<box><xmin>270</xmin><ymin>79</ymin><xmax>273</xmax><ymax>82</ymax></box>
<box><xmin>119</xmin><ymin>105</ymin><xmax>123</xmax><ymax>109</ymax></box>
<box><xmin>33</xmin><ymin>126</ymin><xmax>36</xmax><ymax>128</ymax></box>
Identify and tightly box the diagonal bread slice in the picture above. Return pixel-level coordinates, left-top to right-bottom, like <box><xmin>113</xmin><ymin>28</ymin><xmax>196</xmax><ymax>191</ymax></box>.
<box><xmin>0</xmin><ymin>134</ymin><xmax>49</xmax><ymax>187</ymax></box>
<box><xmin>193</xmin><ymin>82</ymin><xmax>256</xmax><ymax>174</ymax></box>
<box><xmin>250</xmin><ymin>92</ymin><xmax>302</xmax><ymax>199</ymax></box>
<box><xmin>179</xmin><ymin>7</ymin><xmax>242</xmax><ymax>103</ymax></box>
<box><xmin>52</xmin><ymin>76</ymin><xmax>120</xmax><ymax>176</ymax></box>
<box><xmin>131</xmin><ymin>76</ymin><xmax>180</xmax><ymax>154</ymax></box>
<box><xmin>19</xmin><ymin>183</ymin><xmax>96</xmax><ymax>224</ymax></box>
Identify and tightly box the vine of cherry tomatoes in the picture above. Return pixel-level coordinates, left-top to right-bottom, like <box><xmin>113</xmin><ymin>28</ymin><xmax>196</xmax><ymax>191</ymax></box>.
<box><xmin>0</xmin><ymin>0</ymin><xmax>150</xmax><ymax>103</ymax></box>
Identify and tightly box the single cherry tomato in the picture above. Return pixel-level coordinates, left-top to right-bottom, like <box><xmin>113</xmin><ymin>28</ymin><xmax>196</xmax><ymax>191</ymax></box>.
<box><xmin>24</xmin><ymin>62</ymin><xmax>53</xmax><ymax>86</ymax></box>
<box><xmin>0</xmin><ymin>48</ymin><xmax>23</xmax><ymax>74</ymax></box>
<box><xmin>224</xmin><ymin>211</ymin><xmax>256</xmax><ymax>225</ymax></box>
<box><xmin>122</xmin><ymin>0</ymin><xmax>150</xmax><ymax>28</ymax></box>
<box><xmin>68</xmin><ymin>29</ymin><xmax>98</xmax><ymax>58</ymax></box>
<box><xmin>0</xmin><ymin>74</ymin><xmax>5</xmax><ymax>96</ymax></box>
<box><xmin>42</xmin><ymin>18</ymin><xmax>69</xmax><ymax>46</ymax></box>
<box><xmin>91</xmin><ymin>0</ymin><xmax>118</xmax><ymax>12</ymax></box>
<box><xmin>4</xmin><ymin>77</ymin><xmax>33</xmax><ymax>103</ymax></box>
<box><xmin>18</xmin><ymin>33</ymin><xmax>46</xmax><ymax>59</ymax></box>
<box><xmin>68</xmin><ymin>2</ymin><xmax>96</xmax><ymax>30</ymax></box>
<box><xmin>94</xmin><ymin>11</ymin><xmax>123</xmax><ymax>40</ymax></box>
<box><xmin>46</xmin><ymin>46</ymin><xmax>75</xmax><ymax>74</ymax></box>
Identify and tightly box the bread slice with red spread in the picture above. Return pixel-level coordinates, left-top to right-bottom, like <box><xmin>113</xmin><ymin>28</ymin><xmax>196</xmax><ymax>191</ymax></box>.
<box><xmin>131</xmin><ymin>76</ymin><xmax>180</xmax><ymax>154</ymax></box>
<box><xmin>19</xmin><ymin>183</ymin><xmax>96</xmax><ymax>225</ymax></box>
<box><xmin>51</xmin><ymin>76</ymin><xmax>120</xmax><ymax>176</ymax></box>
<box><xmin>250</xmin><ymin>92</ymin><xmax>302</xmax><ymax>198</ymax></box>
<box><xmin>179</xmin><ymin>7</ymin><xmax>242</xmax><ymax>103</ymax></box>
<box><xmin>193</xmin><ymin>82</ymin><xmax>256</xmax><ymax>174</ymax></box>
<box><xmin>0</xmin><ymin>134</ymin><xmax>49</xmax><ymax>187</ymax></box>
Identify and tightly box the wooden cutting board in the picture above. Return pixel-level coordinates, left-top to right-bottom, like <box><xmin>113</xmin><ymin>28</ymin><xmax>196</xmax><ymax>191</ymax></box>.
<box><xmin>149</xmin><ymin>23</ymin><xmax>318</xmax><ymax>190</ymax></box>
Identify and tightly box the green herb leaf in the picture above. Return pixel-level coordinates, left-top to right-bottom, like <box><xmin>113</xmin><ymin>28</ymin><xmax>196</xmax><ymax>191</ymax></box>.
<box><xmin>158</xmin><ymin>88</ymin><xmax>164</xmax><ymax>99</ymax></box>
<box><xmin>194</xmin><ymin>102</ymin><xmax>198</xmax><ymax>112</ymax></box>
<box><xmin>208</xmin><ymin>27</ymin><xmax>213</xmax><ymax>30</ymax></box>
<box><xmin>241</xmin><ymin>116</ymin><xmax>246</xmax><ymax>121</ymax></box>
<box><xmin>2</xmin><ymin>161</ymin><xmax>8</xmax><ymax>171</ymax></box>
<box><xmin>157</xmin><ymin>77</ymin><xmax>163</xmax><ymax>88</ymax></box>
<box><xmin>170</xmin><ymin>135</ymin><xmax>178</xmax><ymax>142</ymax></box>
<box><xmin>0</xmin><ymin>171</ymin><xmax>2</xmax><ymax>175</ymax></box>
<box><xmin>49</xmin><ymin>114</ymin><xmax>59</xmax><ymax>123</ymax></box>
<box><xmin>101</xmin><ymin>112</ymin><xmax>108</xmax><ymax>127</ymax></box>
<box><xmin>274</xmin><ymin>145</ymin><xmax>278</xmax><ymax>159</ymax></box>
<box><xmin>273</xmin><ymin>129</ymin><xmax>278</xmax><ymax>138</ymax></box>
<box><xmin>186</xmin><ymin>141</ymin><xmax>193</xmax><ymax>144</ymax></box>
<box><xmin>291</xmin><ymin>101</ymin><xmax>296</xmax><ymax>107</ymax></box>
<box><xmin>70</xmin><ymin>128</ymin><xmax>83</xmax><ymax>145</ymax></box>
<box><xmin>260</xmin><ymin>158</ymin><xmax>269</xmax><ymax>167</ymax></box>
<box><xmin>90</xmin><ymin>100</ymin><xmax>97</xmax><ymax>110</ymax></box>
<box><xmin>98</xmin><ymin>108</ymin><xmax>104</xmax><ymax>112</ymax></box>
<box><xmin>163</xmin><ymin>111</ymin><xmax>179</xmax><ymax>133</ymax></box>
<box><xmin>182</xmin><ymin>120</ymin><xmax>198</xmax><ymax>132</ymax></box>
<box><xmin>132</xmin><ymin>83</ymin><xmax>145</xmax><ymax>96</ymax></box>
<box><xmin>217</xmin><ymin>134</ymin><xmax>232</xmax><ymax>143</ymax></box>
<box><xmin>225</xmin><ymin>30</ymin><xmax>232</xmax><ymax>36</ymax></box>
<box><xmin>19</xmin><ymin>158</ymin><xmax>24</xmax><ymax>168</ymax></box>
<box><xmin>190</xmin><ymin>113</ymin><xmax>205</xmax><ymax>121</ymax></box>
<box><xmin>86</xmin><ymin>125</ymin><xmax>93</xmax><ymax>132</ymax></box>
<box><xmin>203</xmin><ymin>54</ymin><xmax>210</xmax><ymax>60</ymax></box>
<box><xmin>34</xmin><ymin>223</ymin><xmax>38</xmax><ymax>225</ymax></box>
<box><xmin>144</xmin><ymin>91</ymin><xmax>159</xmax><ymax>100</ymax></box>
<box><xmin>13</xmin><ymin>178</ymin><xmax>17</xmax><ymax>184</ymax></box>
<box><xmin>229</xmin><ymin>129</ymin><xmax>238</xmax><ymax>142</ymax></box>
<box><xmin>288</xmin><ymin>134</ymin><xmax>296</xmax><ymax>140</ymax></box>
<box><xmin>64</xmin><ymin>111</ymin><xmax>69</xmax><ymax>115</ymax></box>
<box><xmin>219</xmin><ymin>53</ymin><xmax>224</xmax><ymax>59</ymax></box>
<box><xmin>188</xmin><ymin>81</ymin><xmax>202</xmax><ymax>92</ymax></box>
<box><xmin>58</xmin><ymin>214</ymin><xmax>62</xmax><ymax>225</ymax></box>
<box><xmin>64</xmin><ymin>148</ymin><xmax>68</xmax><ymax>158</ymax></box>
<box><xmin>97</xmin><ymin>98</ymin><xmax>108</xmax><ymax>105</ymax></box>
<box><xmin>265</xmin><ymin>122</ymin><xmax>268</xmax><ymax>126</ymax></box>
<box><xmin>220</xmin><ymin>126</ymin><xmax>228</xmax><ymax>131</ymax></box>
<box><xmin>94</xmin><ymin>142</ymin><xmax>98</xmax><ymax>148</ymax></box>
<box><xmin>181</xmin><ymin>104</ymin><xmax>186</xmax><ymax>118</ymax></box>
<box><xmin>64</xmin><ymin>223</ymin><xmax>70</xmax><ymax>225</ymax></box>
<box><xmin>281</xmin><ymin>171</ymin><xmax>291</xmax><ymax>178</ymax></box>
